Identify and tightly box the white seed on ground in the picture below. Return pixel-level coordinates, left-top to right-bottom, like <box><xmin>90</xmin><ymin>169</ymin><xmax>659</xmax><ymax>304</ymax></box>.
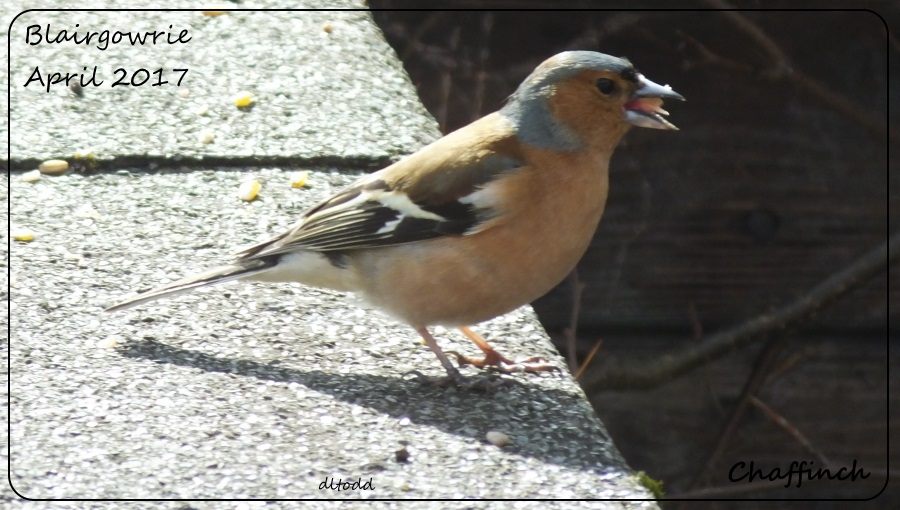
<box><xmin>198</xmin><ymin>129</ymin><xmax>215</xmax><ymax>144</ymax></box>
<box><xmin>20</xmin><ymin>170</ymin><xmax>41</xmax><ymax>182</ymax></box>
<box><xmin>486</xmin><ymin>430</ymin><xmax>509</xmax><ymax>447</ymax></box>
<box><xmin>12</xmin><ymin>227</ymin><xmax>35</xmax><ymax>241</ymax></box>
<box><xmin>96</xmin><ymin>338</ymin><xmax>118</xmax><ymax>349</ymax></box>
<box><xmin>238</xmin><ymin>180</ymin><xmax>261</xmax><ymax>201</ymax></box>
<box><xmin>39</xmin><ymin>159</ymin><xmax>68</xmax><ymax>175</ymax></box>
<box><xmin>290</xmin><ymin>171</ymin><xmax>309</xmax><ymax>188</ymax></box>
<box><xmin>232</xmin><ymin>91</ymin><xmax>255</xmax><ymax>107</ymax></box>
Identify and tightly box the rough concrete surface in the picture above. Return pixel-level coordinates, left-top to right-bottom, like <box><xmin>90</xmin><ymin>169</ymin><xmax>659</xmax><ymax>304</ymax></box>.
<box><xmin>6</xmin><ymin>1</ymin><xmax>659</xmax><ymax>506</ymax></box>
<box><xmin>5</xmin><ymin>2</ymin><xmax>440</xmax><ymax>168</ymax></box>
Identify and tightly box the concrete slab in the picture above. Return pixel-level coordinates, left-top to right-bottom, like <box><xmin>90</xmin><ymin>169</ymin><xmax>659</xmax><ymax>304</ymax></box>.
<box><xmin>8</xmin><ymin>167</ymin><xmax>656</xmax><ymax>503</ymax></box>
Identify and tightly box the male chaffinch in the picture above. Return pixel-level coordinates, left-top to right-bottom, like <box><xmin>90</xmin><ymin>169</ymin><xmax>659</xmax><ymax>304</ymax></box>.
<box><xmin>108</xmin><ymin>51</ymin><xmax>683</xmax><ymax>384</ymax></box>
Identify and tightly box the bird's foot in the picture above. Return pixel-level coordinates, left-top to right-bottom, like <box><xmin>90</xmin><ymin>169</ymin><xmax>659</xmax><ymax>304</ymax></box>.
<box><xmin>403</xmin><ymin>369</ymin><xmax>510</xmax><ymax>392</ymax></box>
<box><xmin>446</xmin><ymin>350</ymin><xmax>558</xmax><ymax>374</ymax></box>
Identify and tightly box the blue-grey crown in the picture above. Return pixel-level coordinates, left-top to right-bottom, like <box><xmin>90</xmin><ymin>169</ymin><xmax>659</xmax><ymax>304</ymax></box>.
<box><xmin>499</xmin><ymin>52</ymin><xmax>633</xmax><ymax>151</ymax></box>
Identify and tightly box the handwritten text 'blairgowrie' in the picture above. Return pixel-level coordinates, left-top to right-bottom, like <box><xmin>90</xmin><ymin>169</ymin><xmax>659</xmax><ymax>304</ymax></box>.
<box><xmin>21</xmin><ymin>23</ymin><xmax>192</xmax><ymax>92</ymax></box>
<box><xmin>26</xmin><ymin>23</ymin><xmax>191</xmax><ymax>50</ymax></box>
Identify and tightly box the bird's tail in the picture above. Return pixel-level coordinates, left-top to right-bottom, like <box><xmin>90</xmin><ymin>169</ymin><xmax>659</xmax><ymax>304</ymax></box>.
<box><xmin>105</xmin><ymin>259</ymin><xmax>275</xmax><ymax>312</ymax></box>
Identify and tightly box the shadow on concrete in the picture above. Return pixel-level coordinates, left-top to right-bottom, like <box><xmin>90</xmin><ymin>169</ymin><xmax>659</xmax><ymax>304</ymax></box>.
<box><xmin>119</xmin><ymin>338</ymin><xmax>625</xmax><ymax>475</ymax></box>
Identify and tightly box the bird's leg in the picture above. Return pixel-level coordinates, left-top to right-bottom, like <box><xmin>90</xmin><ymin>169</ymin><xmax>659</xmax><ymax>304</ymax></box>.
<box><xmin>456</xmin><ymin>326</ymin><xmax>516</xmax><ymax>365</ymax></box>
<box><xmin>415</xmin><ymin>326</ymin><xmax>467</xmax><ymax>384</ymax></box>
<box><xmin>450</xmin><ymin>326</ymin><xmax>557</xmax><ymax>373</ymax></box>
<box><xmin>406</xmin><ymin>327</ymin><xmax>513</xmax><ymax>391</ymax></box>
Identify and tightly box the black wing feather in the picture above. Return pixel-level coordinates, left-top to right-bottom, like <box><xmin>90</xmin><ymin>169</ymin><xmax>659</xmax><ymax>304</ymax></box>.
<box><xmin>237</xmin><ymin>153</ymin><xmax>522</xmax><ymax>261</ymax></box>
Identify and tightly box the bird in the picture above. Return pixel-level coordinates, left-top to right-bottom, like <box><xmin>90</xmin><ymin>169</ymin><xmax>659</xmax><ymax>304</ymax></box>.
<box><xmin>107</xmin><ymin>50</ymin><xmax>683</xmax><ymax>385</ymax></box>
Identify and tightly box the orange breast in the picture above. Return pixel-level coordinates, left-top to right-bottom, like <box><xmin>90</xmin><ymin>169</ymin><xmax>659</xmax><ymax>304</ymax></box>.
<box><xmin>353</xmin><ymin>147</ymin><xmax>610</xmax><ymax>328</ymax></box>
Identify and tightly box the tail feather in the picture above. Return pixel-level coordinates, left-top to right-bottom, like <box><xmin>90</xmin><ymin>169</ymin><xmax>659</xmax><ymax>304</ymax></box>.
<box><xmin>105</xmin><ymin>260</ymin><xmax>274</xmax><ymax>312</ymax></box>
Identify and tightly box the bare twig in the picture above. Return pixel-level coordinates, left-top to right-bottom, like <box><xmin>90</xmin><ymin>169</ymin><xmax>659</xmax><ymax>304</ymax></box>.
<box><xmin>763</xmin><ymin>345</ymin><xmax>822</xmax><ymax>386</ymax></box>
<box><xmin>400</xmin><ymin>11</ymin><xmax>443</xmax><ymax>61</ymax></box>
<box><xmin>749</xmin><ymin>395</ymin><xmax>832</xmax><ymax>467</ymax></box>
<box><xmin>680</xmin><ymin>34</ymin><xmax>754</xmax><ymax>74</ymax></box>
<box><xmin>472</xmin><ymin>13</ymin><xmax>493</xmax><ymax>121</ymax></box>
<box><xmin>688</xmin><ymin>301</ymin><xmax>704</xmax><ymax>339</ymax></box>
<box><xmin>584</xmin><ymin>232</ymin><xmax>899</xmax><ymax>391</ymax></box>
<box><xmin>703</xmin><ymin>0</ymin><xmax>790</xmax><ymax>69</ymax></box>
<box><xmin>563</xmin><ymin>268</ymin><xmax>586</xmax><ymax>374</ymax></box>
<box><xmin>790</xmin><ymin>71</ymin><xmax>895</xmax><ymax>145</ymax></box>
<box><xmin>690</xmin><ymin>334</ymin><xmax>791</xmax><ymax>489</ymax></box>
<box><xmin>574</xmin><ymin>339</ymin><xmax>603</xmax><ymax>381</ymax></box>
<box><xmin>436</xmin><ymin>26</ymin><xmax>461</xmax><ymax>133</ymax></box>
<box><xmin>695</xmin><ymin>2</ymin><xmax>897</xmax><ymax>144</ymax></box>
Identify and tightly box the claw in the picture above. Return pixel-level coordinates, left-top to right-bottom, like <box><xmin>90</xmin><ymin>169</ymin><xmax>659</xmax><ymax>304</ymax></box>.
<box><xmin>403</xmin><ymin>369</ymin><xmax>508</xmax><ymax>392</ymax></box>
<box><xmin>452</xmin><ymin>326</ymin><xmax>559</xmax><ymax>374</ymax></box>
<box><xmin>447</xmin><ymin>350</ymin><xmax>558</xmax><ymax>374</ymax></box>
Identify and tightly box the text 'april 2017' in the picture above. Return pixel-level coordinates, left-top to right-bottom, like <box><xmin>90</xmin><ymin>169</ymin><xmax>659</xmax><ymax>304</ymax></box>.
<box><xmin>23</xmin><ymin>66</ymin><xmax>189</xmax><ymax>92</ymax></box>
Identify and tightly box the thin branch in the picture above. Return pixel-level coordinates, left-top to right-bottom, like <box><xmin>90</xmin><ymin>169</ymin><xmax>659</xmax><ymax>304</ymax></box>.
<box><xmin>695</xmin><ymin>2</ymin><xmax>897</xmax><ymax>144</ymax></box>
<box><xmin>690</xmin><ymin>334</ymin><xmax>791</xmax><ymax>489</ymax></box>
<box><xmin>702</xmin><ymin>0</ymin><xmax>790</xmax><ymax>69</ymax></box>
<box><xmin>584</xmin><ymin>232</ymin><xmax>899</xmax><ymax>391</ymax></box>
<box><xmin>763</xmin><ymin>345</ymin><xmax>822</xmax><ymax>387</ymax></box>
<box><xmin>688</xmin><ymin>301</ymin><xmax>704</xmax><ymax>339</ymax></box>
<box><xmin>400</xmin><ymin>11</ymin><xmax>443</xmax><ymax>61</ymax></box>
<box><xmin>436</xmin><ymin>26</ymin><xmax>460</xmax><ymax>133</ymax></box>
<box><xmin>472</xmin><ymin>13</ymin><xmax>493</xmax><ymax>121</ymax></box>
<box><xmin>680</xmin><ymin>34</ymin><xmax>753</xmax><ymax>74</ymax></box>
<box><xmin>749</xmin><ymin>395</ymin><xmax>832</xmax><ymax>467</ymax></box>
<box><xmin>791</xmin><ymin>71</ymin><xmax>894</xmax><ymax>145</ymax></box>
<box><xmin>564</xmin><ymin>268</ymin><xmax>586</xmax><ymax>375</ymax></box>
<box><xmin>574</xmin><ymin>339</ymin><xmax>603</xmax><ymax>381</ymax></box>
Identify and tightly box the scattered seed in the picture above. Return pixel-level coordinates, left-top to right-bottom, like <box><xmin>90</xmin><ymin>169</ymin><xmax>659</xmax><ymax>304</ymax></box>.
<box><xmin>232</xmin><ymin>91</ymin><xmax>255</xmax><ymax>108</ymax></box>
<box><xmin>322</xmin><ymin>23</ymin><xmax>333</xmax><ymax>33</ymax></box>
<box><xmin>486</xmin><ymin>430</ymin><xmax>509</xmax><ymax>447</ymax></box>
<box><xmin>20</xmin><ymin>170</ymin><xmax>41</xmax><ymax>183</ymax></box>
<box><xmin>238</xmin><ymin>180</ymin><xmax>261</xmax><ymax>201</ymax></box>
<box><xmin>96</xmin><ymin>338</ymin><xmax>118</xmax><ymax>349</ymax></box>
<box><xmin>39</xmin><ymin>159</ymin><xmax>68</xmax><ymax>175</ymax></box>
<box><xmin>12</xmin><ymin>227</ymin><xmax>35</xmax><ymax>242</ymax></box>
<box><xmin>290</xmin><ymin>171</ymin><xmax>309</xmax><ymax>188</ymax></box>
<box><xmin>198</xmin><ymin>129</ymin><xmax>215</xmax><ymax>144</ymax></box>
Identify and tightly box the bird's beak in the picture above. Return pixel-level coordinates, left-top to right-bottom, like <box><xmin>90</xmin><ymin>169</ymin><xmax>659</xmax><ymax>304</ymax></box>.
<box><xmin>624</xmin><ymin>74</ymin><xmax>685</xmax><ymax>130</ymax></box>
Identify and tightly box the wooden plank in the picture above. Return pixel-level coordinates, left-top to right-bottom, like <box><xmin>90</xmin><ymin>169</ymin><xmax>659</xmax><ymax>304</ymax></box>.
<box><xmin>533</xmin><ymin>115</ymin><xmax>893</xmax><ymax>333</ymax></box>
<box><xmin>574</xmin><ymin>332</ymin><xmax>892</xmax><ymax>497</ymax></box>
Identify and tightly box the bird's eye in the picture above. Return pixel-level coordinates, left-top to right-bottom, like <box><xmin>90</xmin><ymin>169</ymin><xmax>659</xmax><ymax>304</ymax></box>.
<box><xmin>596</xmin><ymin>78</ymin><xmax>616</xmax><ymax>95</ymax></box>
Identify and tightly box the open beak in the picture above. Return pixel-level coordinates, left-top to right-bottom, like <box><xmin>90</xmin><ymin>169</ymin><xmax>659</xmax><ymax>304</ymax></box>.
<box><xmin>624</xmin><ymin>74</ymin><xmax>685</xmax><ymax>130</ymax></box>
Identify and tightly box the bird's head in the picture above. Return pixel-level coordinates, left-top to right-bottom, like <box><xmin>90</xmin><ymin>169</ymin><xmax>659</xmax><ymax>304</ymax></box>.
<box><xmin>500</xmin><ymin>51</ymin><xmax>684</xmax><ymax>152</ymax></box>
